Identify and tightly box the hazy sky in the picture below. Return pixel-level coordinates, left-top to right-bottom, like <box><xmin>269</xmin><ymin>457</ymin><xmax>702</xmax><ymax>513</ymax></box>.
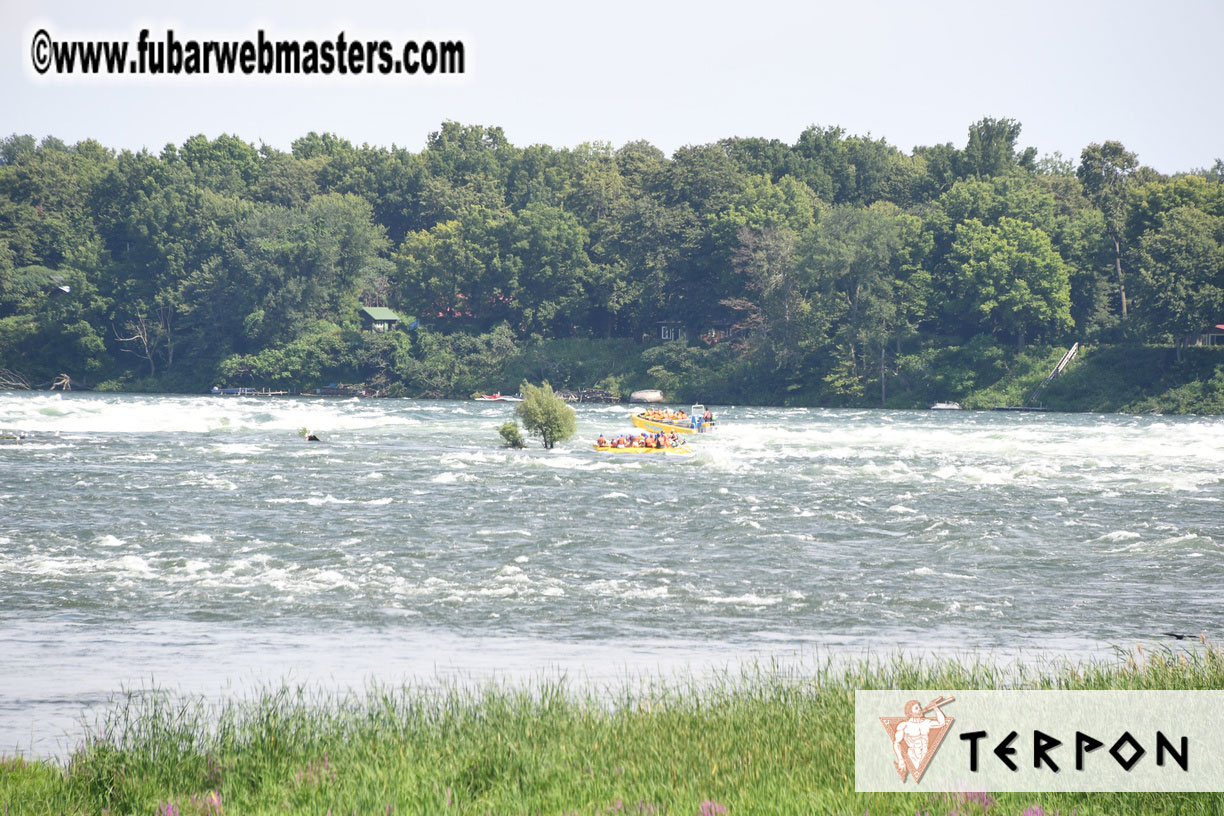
<box><xmin>5</xmin><ymin>0</ymin><xmax>1222</xmax><ymax>173</ymax></box>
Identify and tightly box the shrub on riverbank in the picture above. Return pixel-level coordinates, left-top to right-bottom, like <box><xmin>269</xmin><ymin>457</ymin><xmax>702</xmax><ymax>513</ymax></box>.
<box><xmin>3</xmin><ymin>646</ymin><xmax>1224</xmax><ymax>815</ymax></box>
<box><xmin>25</xmin><ymin>325</ymin><xmax>1224</xmax><ymax>414</ymax></box>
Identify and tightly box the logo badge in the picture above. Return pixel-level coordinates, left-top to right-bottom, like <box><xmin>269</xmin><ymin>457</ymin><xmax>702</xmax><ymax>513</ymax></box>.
<box><xmin>879</xmin><ymin>695</ymin><xmax>955</xmax><ymax>783</ymax></box>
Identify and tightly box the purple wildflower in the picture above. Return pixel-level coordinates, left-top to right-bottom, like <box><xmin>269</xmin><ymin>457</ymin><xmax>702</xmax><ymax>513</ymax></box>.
<box><xmin>960</xmin><ymin>791</ymin><xmax>995</xmax><ymax>808</ymax></box>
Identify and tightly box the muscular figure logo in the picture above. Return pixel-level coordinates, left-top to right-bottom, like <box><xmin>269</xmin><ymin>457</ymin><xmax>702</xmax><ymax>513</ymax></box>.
<box><xmin>879</xmin><ymin>695</ymin><xmax>954</xmax><ymax>783</ymax></box>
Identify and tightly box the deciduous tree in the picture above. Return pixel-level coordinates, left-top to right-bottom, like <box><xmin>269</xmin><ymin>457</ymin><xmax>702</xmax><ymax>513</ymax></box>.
<box><xmin>515</xmin><ymin>380</ymin><xmax>576</xmax><ymax>448</ymax></box>
<box><xmin>1135</xmin><ymin>206</ymin><xmax>1224</xmax><ymax>359</ymax></box>
<box><xmin>1078</xmin><ymin>141</ymin><xmax>1138</xmax><ymax>318</ymax></box>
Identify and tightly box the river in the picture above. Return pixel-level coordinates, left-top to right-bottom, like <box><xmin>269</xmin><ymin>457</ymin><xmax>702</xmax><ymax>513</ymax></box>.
<box><xmin>2</xmin><ymin>392</ymin><xmax>1221</xmax><ymax>756</ymax></box>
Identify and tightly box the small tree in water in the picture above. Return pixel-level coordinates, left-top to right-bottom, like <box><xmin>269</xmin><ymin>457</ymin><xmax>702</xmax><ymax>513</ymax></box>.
<box><xmin>498</xmin><ymin>421</ymin><xmax>526</xmax><ymax>449</ymax></box>
<box><xmin>515</xmin><ymin>381</ymin><xmax>576</xmax><ymax>449</ymax></box>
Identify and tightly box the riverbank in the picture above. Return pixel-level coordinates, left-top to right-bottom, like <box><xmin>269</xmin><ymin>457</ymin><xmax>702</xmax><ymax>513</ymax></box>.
<box><xmin>951</xmin><ymin>343</ymin><xmax>1224</xmax><ymax>414</ymax></box>
<box><xmin>45</xmin><ymin>336</ymin><xmax>1224</xmax><ymax>415</ymax></box>
<box><xmin>2</xmin><ymin>646</ymin><xmax>1222</xmax><ymax>815</ymax></box>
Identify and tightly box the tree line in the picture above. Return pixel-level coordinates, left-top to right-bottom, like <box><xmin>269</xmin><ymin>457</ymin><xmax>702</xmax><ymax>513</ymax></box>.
<box><xmin>1</xmin><ymin>119</ymin><xmax>1222</xmax><ymax>403</ymax></box>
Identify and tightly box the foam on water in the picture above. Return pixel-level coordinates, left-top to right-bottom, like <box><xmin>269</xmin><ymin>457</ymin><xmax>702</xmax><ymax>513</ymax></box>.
<box><xmin>5</xmin><ymin>395</ymin><xmax>1224</xmax><ymax>757</ymax></box>
<box><xmin>266</xmin><ymin>494</ymin><xmax>357</xmax><ymax>506</ymax></box>
<box><xmin>0</xmin><ymin>392</ymin><xmax>425</xmax><ymax>435</ymax></box>
<box><xmin>431</xmin><ymin>471</ymin><xmax>478</xmax><ymax>483</ymax></box>
<box><xmin>111</xmin><ymin>555</ymin><xmax>153</xmax><ymax>575</ymax></box>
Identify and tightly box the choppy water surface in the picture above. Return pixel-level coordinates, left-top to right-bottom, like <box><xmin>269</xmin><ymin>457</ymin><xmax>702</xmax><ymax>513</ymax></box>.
<box><xmin>2</xmin><ymin>393</ymin><xmax>1222</xmax><ymax>754</ymax></box>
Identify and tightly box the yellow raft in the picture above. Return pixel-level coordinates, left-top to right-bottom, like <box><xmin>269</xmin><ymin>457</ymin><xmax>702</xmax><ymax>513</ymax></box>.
<box><xmin>630</xmin><ymin>403</ymin><xmax>715</xmax><ymax>434</ymax></box>
<box><xmin>631</xmin><ymin>413</ymin><xmax>693</xmax><ymax>434</ymax></box>
<box><xmin>592</xmin><ymin>444</ymin><xmax>692</xmax><ymax>454</ymax></box>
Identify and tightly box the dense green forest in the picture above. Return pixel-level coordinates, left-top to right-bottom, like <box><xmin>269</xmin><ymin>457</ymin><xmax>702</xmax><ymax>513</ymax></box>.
<box><xmin>2</xmin><ymin>119</ymin><xmax>1223</xmax><ymax>408</ymax></box>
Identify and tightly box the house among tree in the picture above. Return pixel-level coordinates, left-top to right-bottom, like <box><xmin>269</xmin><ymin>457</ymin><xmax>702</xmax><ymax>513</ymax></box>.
<box><xmin>657</xmin><ymin>321</ymin><xmax>687</xmax><ymax>341</ymax></box>
<box><xmin>699</xmin><ymin>322</ymin><xmax>739</xmax><ymax>344</ymax></box>
<box><xmin>360</xmin><ymin>306</ymin><xmax>401</xmax><ymax>333</ymax></box>
<box><xmin>656</xmin><ymin>320</ymin><xmax>741</xmax><ymax>343</ymax></box>
<box><xmin>1193</xmin><ymin>324</ymin><xmax>1224</xmax><ymax>347</ymax></box>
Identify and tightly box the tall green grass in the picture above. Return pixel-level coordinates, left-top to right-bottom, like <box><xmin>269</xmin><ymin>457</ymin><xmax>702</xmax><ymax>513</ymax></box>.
<box><xmin>3</xmin><ymin>644</ymin><xmax>1224</xmax><ymax>815</ymax></box>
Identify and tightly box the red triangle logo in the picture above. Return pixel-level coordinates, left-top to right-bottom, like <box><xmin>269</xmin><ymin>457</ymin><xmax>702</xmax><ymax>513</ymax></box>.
<box><xmin>879</xmin><ymin>696</ymin><xmax>955</xmax><ymax>783</ymax></box>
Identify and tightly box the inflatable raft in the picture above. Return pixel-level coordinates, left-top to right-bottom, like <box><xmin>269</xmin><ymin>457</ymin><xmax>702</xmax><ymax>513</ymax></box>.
<box><xmin>592</xmin><ymin>443</ymin><xmax>692</xmax><ymax>454</ymax></box>
<box><xmin>631</xmin><ymin>403</ymin><xmax>715</xmax><ymax>434</ymax></box>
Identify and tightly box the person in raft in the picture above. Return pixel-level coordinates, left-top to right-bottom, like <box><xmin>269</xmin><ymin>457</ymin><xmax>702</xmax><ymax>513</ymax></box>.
<box><xmin>598</xmin><ymin>431</ymin><xmax>680</xmax><ymax>449</ymax></box>
<box><xmin>643</xmin><ymin>408</ymin><xmax>688</xmax><ymax>423</ymax></box>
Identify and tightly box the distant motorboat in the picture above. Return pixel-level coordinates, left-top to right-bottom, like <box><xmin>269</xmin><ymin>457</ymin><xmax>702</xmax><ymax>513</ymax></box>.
<box><xmin>930</xmin><ymin>401</ymin><xmax>962</xmax><ymax>410</ymax></box>
<box><xmin>474</xmin><ymin>392</ymin><xmax>523</xmax><ymax>402</ymax></box>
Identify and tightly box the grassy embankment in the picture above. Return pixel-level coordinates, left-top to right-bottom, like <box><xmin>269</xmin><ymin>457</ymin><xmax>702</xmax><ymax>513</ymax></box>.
<box><xmin>491</xmin><ymin>338</ymin><xmax>1224</xmax><ymax>414</ymax></box>
<box><xmin>89</xmin><ymin>325</ymin><xmax>1224</xmax><ymax>414</ymax></box>
<box><xmin>1033</xmin><ymin>345</ymin><xmax>1224</xmax><ymax>414</ymax></box>
<box><xmin>3</xmin><ymin>646</ymin><xmax>1224</xmax><ymax>815</ymax></box>
<box><xmin>943</xmin><ymin>343</ymin><xmax>1224</xmax><ymax>414</ymax></box>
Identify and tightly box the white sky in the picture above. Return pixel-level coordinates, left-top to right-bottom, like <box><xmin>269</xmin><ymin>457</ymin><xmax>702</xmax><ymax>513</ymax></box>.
<box><xmin>3</xmin><ymin>0</ymin><xmax>1222</xmax><ymax>173</ymax></box>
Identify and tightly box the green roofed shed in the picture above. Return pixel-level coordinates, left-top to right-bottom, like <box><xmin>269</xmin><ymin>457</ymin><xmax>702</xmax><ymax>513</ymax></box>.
<box><xmin>360</xmin><ymin>307</ymin><xmax>401</xmax><ymax>332</ymax></box>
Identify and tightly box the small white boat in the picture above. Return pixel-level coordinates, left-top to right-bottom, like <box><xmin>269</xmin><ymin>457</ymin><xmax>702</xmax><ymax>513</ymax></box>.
<box><xmin>475</xmin><ymin>393</ymin><xmax>523</xmax><ymax>402</ymax></box>
<box><xmin>930</xmin><ymin>401</ymin><xmax>962</xmax><ymax>410</ymax></box>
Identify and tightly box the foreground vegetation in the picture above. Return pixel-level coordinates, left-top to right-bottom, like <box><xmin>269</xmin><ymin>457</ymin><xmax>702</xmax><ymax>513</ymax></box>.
<box><xmin>3</xmin><ymin>645</ymin><xmax>1223</xmax><ymax>815</ymax></box>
